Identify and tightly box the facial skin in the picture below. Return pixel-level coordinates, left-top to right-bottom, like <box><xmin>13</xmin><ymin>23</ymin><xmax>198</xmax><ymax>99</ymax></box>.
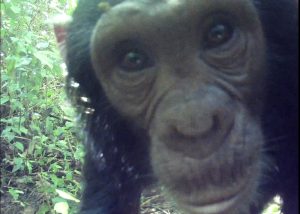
<box><xmin>89</xmin><ymin>0</ymin><xmax>266</xmax><ymax>213</ymax></box>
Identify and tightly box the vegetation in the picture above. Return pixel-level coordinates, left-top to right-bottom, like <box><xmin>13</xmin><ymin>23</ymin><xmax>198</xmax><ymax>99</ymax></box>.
<box><xmin>1</xmin><ymin>0</ymin><xmax>82</xmax><ymax>213</ymax></box>
<box><xmin>0</xmin><ymin>0</ymin><xmax>282</xmax><ymax>213</ymax></box>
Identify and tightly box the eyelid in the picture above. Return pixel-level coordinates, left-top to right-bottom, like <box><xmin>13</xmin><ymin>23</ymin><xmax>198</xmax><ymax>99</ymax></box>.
<box><xmin>114</xmin><ymin>40</ymin><xmax>140</xmax><ymax>57</ymax></box>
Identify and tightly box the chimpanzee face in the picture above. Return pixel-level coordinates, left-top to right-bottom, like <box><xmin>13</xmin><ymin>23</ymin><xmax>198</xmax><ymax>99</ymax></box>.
<box><xmin>89</xmin><ymin>0</ymin><xmax>266</xmax><ymax>213</ymax></box>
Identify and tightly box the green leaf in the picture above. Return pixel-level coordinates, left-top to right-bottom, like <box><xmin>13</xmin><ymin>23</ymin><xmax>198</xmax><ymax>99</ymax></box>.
<box><xmin>6</xmin><ymin>56</ymin><xmax>16</xmax><ymax>75</ymax></box>
<box><xmin>56</xmin><ymin>189</ymin><xmax>80</xmax><ymax>203</ymax></box>
<box><xmin>8</xmin><ymin>188</ymin><xmax>24</xmax><ymax>201</ymax></box>
<box><xmin>12</xmin><ymin>157</ymin><xmax>24</xmax><ymax>172</ymax></box>
<box><xmin>263</xmin><ymin>203</ymin><xmax>281</xmax><ymax>214</ymax></box>
<box><xmin>54</xmin><ymin>201</ymin><xmax>69</xmax><ymax>214</ymax></box>
<box><xmin>1</xmin><ymin>127</ymin><xmax>15</xmax><ymax>142</ymax></box>
<box><xmin>45</xmin><ymin>118</ymin><xmax>54</xmax><ymax>133</ymax></box>
<box><xmin>27</xmin><ymin>141</ymin><xmax>36</xmax><ymax>155</ymax></box>
<box><xmin>0</xmin><ymin>96</ymin><xmax>9</xmax><ymax>105</ymax></box>
<box><xmin>33</xmin><ymin>51</ymin><xmax>53</xmax><ymax>69</ymax></box>
<box><xmin>14</xmin><ymin>142</ymin><xmax>24</xmax><ymax>152</ymax></box>
<box><xmin>26</xmin><ymin>161</ymin><xmax>33</xmax><ymax>174</ymax></box>
<box><xmin>10</xmin><ymin>5</ymin><xmax>21</xmax><ymax>14</ymax></box>
<box><xmin>36</xmin><ymin>42</ymin><xmax>49</xmax><ymax>49</ymax></box>
<box><xmin>36</xmin><ymin>204</ymin><xmax>50</xmax><ymax>214</ymax></box>
<box><xmin>20</xmin><ymin>126</ymin><xmax>28</xmax><ymax>134</ymax></box>
<box><xmin>15</xmin><ymin>57</ymin><xmax>32</xmax><ymax>68</ymax></box>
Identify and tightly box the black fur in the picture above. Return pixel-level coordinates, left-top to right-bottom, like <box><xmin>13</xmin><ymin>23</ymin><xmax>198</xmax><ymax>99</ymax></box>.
<box><xmin>65</xmin><ymin>0</ymin><xmax>298</xmax><ymax>213</ymax></box>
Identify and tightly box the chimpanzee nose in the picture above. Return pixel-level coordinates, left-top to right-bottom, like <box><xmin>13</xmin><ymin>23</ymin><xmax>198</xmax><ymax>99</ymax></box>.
<box><xmin>151</xmin><ymin>87</ymin><xmax>236</xmax><ymax>159</ymax></box>
<box><xmin>172</xmin><ymin>108</ymin><xmax>218</xmax><ymax>139</ymax></box>
<box><xmin>166</xmin><ymin>99</ymin><xmax>234</xmax><ymax>158</ymax></box>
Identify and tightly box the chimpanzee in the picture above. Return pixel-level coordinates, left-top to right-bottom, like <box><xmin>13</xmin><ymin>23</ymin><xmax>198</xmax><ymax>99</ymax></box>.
<box><xmin>54</xmin><ymin>0</ymin><xmax>298</xmax><ymax>213</ymax></box>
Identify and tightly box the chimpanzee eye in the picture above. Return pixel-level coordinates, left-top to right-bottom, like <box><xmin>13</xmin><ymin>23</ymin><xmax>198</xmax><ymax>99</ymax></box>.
<box><xmin>205</xmin><ymin>22</ymin><xmax>234</xmax><ymax>48</ymax></box>
<box><xmin>119</xmin><ymin>50</ymin><xmax>149</xmax><ymax>72</ymax></box>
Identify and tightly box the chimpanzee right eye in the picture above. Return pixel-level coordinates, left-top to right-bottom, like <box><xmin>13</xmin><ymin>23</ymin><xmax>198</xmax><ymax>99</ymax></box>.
<box><xmin>119</xmin><ymin>49</ymin><xmax>149</xmax><ymax>72</ymax></box>
<box><xmin>114</xmin><ymin>40</ymin><xmax>153</xmax><ymax>72</ymax></box>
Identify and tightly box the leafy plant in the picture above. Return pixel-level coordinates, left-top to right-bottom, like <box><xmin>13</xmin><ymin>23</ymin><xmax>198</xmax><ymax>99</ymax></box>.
<box><xmin>1</xmin><ymin>0</ymin><xmax>81</xmax><ymax>213</ymax></box>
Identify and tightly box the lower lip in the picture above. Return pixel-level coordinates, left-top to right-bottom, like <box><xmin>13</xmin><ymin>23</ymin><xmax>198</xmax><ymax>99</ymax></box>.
<box><xmin>181</xmin><ymin>194</ymin><xmax>240</xmax><ymax>214</ymax></box>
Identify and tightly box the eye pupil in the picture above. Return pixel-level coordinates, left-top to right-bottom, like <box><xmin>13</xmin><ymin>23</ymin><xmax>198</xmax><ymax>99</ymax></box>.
<box><xmin>120</xmin><ymin>50</ymin><xmax>148</xmax><ymax>71</ymax></box>
<box><xmin>126</xmin><ymin>52</ymin><xmax>143</xmax><ymax>65</ymax></box>
<box><xmin>206</xmin><ymin>23</ymin><xmax>233</xmax><ymax>47</ymax></box>
<box><xmin>211</xmin><ymin>25</ymin><xmax>226</xmax><ymax>39</ymax></box>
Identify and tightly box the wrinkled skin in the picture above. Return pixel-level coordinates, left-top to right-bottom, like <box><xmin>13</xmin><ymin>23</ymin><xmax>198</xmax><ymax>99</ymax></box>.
<box><xmin>55</xmin><ymin>0</ymin><xmax>298</xmax><ymax>213</ymax></box>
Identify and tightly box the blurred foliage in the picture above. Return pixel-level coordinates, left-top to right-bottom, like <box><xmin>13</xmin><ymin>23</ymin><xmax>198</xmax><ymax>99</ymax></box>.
<box><xmin>1</xmin><ymin>0</ymin><xmax>82</xmax><ymax>213</ymax></box>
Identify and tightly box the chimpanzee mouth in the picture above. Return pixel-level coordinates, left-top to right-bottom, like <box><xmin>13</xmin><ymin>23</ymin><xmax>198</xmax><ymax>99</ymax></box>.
<box><xmin>177</xmin><ymin>176</ymin><xmax>251</xmax><ymax>214</ymax></box>
<box><xmin>180</xmin><ymin>193</ymin><xmax>241</xmax><ymax>214</ymax></box>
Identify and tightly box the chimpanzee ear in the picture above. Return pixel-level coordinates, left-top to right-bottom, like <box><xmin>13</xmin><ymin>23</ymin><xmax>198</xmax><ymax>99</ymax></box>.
<box><xmin>51</xmin><ymin>14</ymin><xmax>73</xmax><ymax>62</ymax></box>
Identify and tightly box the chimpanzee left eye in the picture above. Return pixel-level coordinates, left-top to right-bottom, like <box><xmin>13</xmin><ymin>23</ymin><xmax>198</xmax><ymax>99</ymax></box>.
<box><xmin>204</xmin><ymin>22</ymin><xmax>234</xmax><ymax>48</ymax></box>
<box><xmin>119</xmin><ymin>50</ymin><xmax>149</xmax><ymax>72</ymax></box>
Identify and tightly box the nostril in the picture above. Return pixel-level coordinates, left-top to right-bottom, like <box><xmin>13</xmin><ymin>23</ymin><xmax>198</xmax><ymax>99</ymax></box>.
<box><xmin>173</xmin><ymin>114</ymin><xmax>219</xmax><ymax>138</ymax></box>
<box><xmin>164</xmin><ymin>113</ymin><xmax>227</xmax><ymax>159</ymax></box>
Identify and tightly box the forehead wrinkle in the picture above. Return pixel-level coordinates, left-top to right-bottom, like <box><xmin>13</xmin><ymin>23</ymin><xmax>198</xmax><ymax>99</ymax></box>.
<box><xmin>98</xmin><ymin>0</ymin><xmax>253</xmax><ymax>28</ymax></box>
<box><xmin>99</xmin><ymin>0</ymin><xmax>188</xmax><ymax>23</ymax></box>
<box><xmin>92</xmin><ymin>0</ymin><xmax>259</xmax><ymax>46</ymax></box>
<box><xmin>92</xmin><ymin>2</ymin><xmax>188</xmax><ymax>48</ymax></box>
